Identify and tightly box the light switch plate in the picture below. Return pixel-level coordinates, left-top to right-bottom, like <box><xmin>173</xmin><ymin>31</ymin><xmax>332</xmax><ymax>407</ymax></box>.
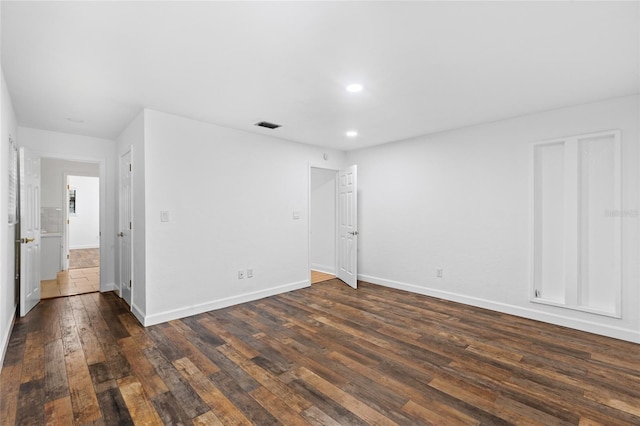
<box><xmin>160</xmin><ymin>211</ymin><xmax>169</xmax><ymax>222</ymax></box>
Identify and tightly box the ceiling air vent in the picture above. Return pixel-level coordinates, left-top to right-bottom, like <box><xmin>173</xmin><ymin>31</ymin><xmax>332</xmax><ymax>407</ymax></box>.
<box><xmin>255</xmin><ymin>121</ymin><xmax>282</xmax><ymax>129</ymax></box>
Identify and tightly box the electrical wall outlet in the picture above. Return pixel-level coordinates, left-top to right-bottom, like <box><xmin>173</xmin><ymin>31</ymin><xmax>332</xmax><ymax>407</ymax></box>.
<box><xmin>238</xmin><ymin>270</ymin><xmax>245</xmax><ymax>279</ymax></box>
<box><xmin>247</xmin><ymin>268</ymin><xmax>253</xmax><ymax>278</ymax></box>
<box><xmin>436</xmin><ymin>268</ymin><xmax>443</xmax><ymax>278</ymax></box>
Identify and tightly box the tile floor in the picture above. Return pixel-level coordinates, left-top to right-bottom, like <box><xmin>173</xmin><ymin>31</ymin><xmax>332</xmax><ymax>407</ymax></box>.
<box><xmin>41</xmin><ymin>267</ymin><xmax>100</xmax><ymax>299</ymax></box>
<box><xmin>69</xmin><ymin>247</ymin><xmax>100</xmax><ymax>269</ymax></box>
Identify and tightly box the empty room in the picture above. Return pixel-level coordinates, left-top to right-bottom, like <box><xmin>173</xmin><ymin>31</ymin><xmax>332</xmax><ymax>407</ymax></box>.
<box><xmin>1</xmin><ymin>1</ymin><xmax>639</xmax><ymax>425</ymax></box>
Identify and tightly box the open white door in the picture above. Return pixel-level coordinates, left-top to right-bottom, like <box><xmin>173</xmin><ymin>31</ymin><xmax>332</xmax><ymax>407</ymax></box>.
<box><xmin>119</xmin><ymin>150</ymin><xmax>132</xmax><ymax>305</ymax></box>
<box><xmin>337</xmin><ymin>165</ymin><xmax>358</xmax><ymax>288</ymax></box>
<box><xmin>19</xmin><ymin>147</ymin><xmax>41</xmax><ymax>316</ymax></box>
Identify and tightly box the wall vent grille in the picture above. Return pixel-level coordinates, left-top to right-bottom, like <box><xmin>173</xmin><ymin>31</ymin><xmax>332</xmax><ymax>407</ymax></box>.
<box><xmin>255</xmin><ymin>121</ymin><xmax>282</xmax><ymax>129</ymax></box>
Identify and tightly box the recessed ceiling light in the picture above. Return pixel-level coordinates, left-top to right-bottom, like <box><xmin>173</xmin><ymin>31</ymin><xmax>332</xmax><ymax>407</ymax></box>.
<box><xmin>346</xmin><ymin>130</ymin><xmax>358</xmax><ymax>137</ymax></box>
<box><xmin>346</xmin><ymin>84</ymin><xmax>363</xmax><ymax>93</ymax></box>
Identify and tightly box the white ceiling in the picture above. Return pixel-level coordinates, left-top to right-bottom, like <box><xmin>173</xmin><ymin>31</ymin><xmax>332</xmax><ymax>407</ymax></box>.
<box><xmin>2</xmin><ymin>1</ymin><xmax>638</xmax><ymax>151</ymax></box>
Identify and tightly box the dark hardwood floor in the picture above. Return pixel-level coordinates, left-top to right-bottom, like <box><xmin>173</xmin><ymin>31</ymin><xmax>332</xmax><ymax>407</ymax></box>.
<box><xmin>1</xmin><ymin>279</ymin><xmax>639</xmax><ymax>425</ymax></box>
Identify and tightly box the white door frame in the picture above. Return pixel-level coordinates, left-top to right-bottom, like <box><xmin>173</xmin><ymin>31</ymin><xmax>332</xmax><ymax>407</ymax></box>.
<box><xmin>308</xmin><ymin>166</ymin><xmax>339</xmax><ymax>282</ymax></box>
<box><xmin>308</xmin><ymin>164</ymin><xmax>358</xmax><ymax>288</ymax></box>
<box><xmin>62</xmin><ymin>172</ymin><xmax>100</xmax><ymax>270</ymax></box>
<box><xmin>29</xmin><ymin>151</ymin><xmax>107</xmax><ymax>291</ymax></box>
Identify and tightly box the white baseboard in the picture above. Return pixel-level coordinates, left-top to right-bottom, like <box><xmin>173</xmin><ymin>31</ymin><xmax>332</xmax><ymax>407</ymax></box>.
<box><xmin>132</xmin><ymin>302</ymin><xmax>146</xmax><ymax>325</ymax></box>
<box><xmin>359</xmin><ymin>274</ymin><xmax>640</xmax><ymax>344</ymax></box>
<box><xmin>0</xmin><ymin>307</ymin><xmax>17</xmax><ymax>368</ymax></box>
<box><xmin>140</xmin><ymin>280</ymin><xmax>310</xmax><ymax>327</ymax></box>
<box><xmin>311</xmin><ymin>264</ymin><xmax>335</xmax><ymax>275</ymax></box>
<box><xmin>101</xmin><ymin>282</ymin><xmax>116</xmax><ymax>292</ymax></box>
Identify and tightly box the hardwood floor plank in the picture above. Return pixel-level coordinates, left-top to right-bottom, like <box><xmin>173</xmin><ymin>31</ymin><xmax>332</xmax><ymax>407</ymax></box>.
<box><xmin>192</xmin><ymin>410</ymin><xmax>224</xmax><ymax>426</ymax></box>
<box><xmin>301</xmin><ymin>404</ymin><xmax>343</xmax><ymax>426</ymax></box>
<box><xmin>64</xmin><ymin>343</ymin><xmax>102</xmax><ymax>424</ymax></box>
<box><xmin>143</xmin><ymin>346</ymin><xmax>210</xmax><ymax>419</ymax></box>
<box><xmin>295</xmin><ymin>366</ymin><xmax>398</xmax><ymax>426</ymax></box>
<box><xmin>118</xmin><ymin>336</ymin><xmax>169</xmax><ymax>398</ymax></box>
<box><xmin>3</xmin><ymin>318</ymin><xmax>29</xmax><ymax>366</ymax></box>
<box><xmin>44</xmin><ymin>396</ymin><xmax>74</xmax><ymax>426</ymax></box>
<box><xmin>173</xmin><ymin>356</ymin><xmax>253</xmax><ymax>424</ymax></box>
<box><xmin>249</xmin><ymin>385</ymin><xmax>311</xmax><ymax>425</ymax></box>
<box><xmin>118</xmin><ymin>312</ymin><xmax>155</xmax><ymax>350</ymax></box>
<box><xmin>81</xmin><ymin>294</ymin><xmax>134</xmax><ymax>381</ymax></box>
<box><xmin>208</xmin><ymin>369</ymin><xmax>280</xmax><ymax>425</ymax></box>
<box><xmin>69</xmin><ymin>296</ymin><xmax>107</xmax><ymax>365</ymax></box>
<box><xmin>151</xmin><ymin>391</ymin><xmax>195</xmax><ymax>425</ymax></box>
<box><xmin>2</xmin><ymin>284</ymin><xmax>640</xmax><ymax>425</ymax></box>
<box><xmin>15</xmin><ymin>378</ymin><xmax>45</xmax><ymax>425</ymax></box>
<box><xmin>402</xmin><ymin>398</ymin><xmax>479</xmax><ymax>426</ymax></box>
<box><xmin>218</xmin><ymin>344</ymin><xmax>312</xmax><ymax>414</ymax></box>
<box><xmin>285</xmin><ymin>379</ymin><xmax>369</xmax><ymax>426</ymax></box>
<box><xmin>146</xmin><ymin>325</ymin><xmax>185</xmax><ymax>361</ymax></box>
<box><xmin>117</xmin><ymin>375</ymin><xmax>163</xmax><ymax>425</ymax></box>
<box><xmin>583</xmin><ymin>390</ymin><xmax>640</xmax><ymax>419</ymax></box>
<box><xmin>44</xmin><ymin>339</ymin><xmax>69</xmax><ymax>402</ymax></box>
<box><xmin>199</xmin><ymin>316</ymin><xmax>260</xmax><ymax>359</ymax></box>
<box><xmin>168</xmin><ymin>321</ymin><xmax>262</xmax><ymax>393</ymax></box>
<box><xmin>0</xmin><ymin>363</ymin><xmax>21</xmax><ymax>425</ymax></box>
<box><xmin>161</xmin><ymin>321</ymin><xmax>221</xmax><ymax>376</ymax></box>
<box><xmin>42</xmin><ymin>299</ymin><xmax>62</xmax><ymax>343</ymax></box>
<box><xmin>88</xmin><ymin>361</ymin><xmax>118</xmax><ymax>394</ymax></box>
<box><xmin>20</xmin><ymin>330</ymin><xmax>44</xmax><ymax>383</ymax></box>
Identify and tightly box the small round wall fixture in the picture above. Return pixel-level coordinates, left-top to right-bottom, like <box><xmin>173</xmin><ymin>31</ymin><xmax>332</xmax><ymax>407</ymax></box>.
<box><xmin>346</xmin><ymin>83</ymin><xmax>363</xmax><ymax>93</ymax></box>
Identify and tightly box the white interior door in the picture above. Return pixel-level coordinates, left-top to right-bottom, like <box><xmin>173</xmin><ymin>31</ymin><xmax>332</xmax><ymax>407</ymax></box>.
<box><xmin>119</xmin><ymin>150</ymin><xmax>132</xmax><ymax>305</ymax></box>
<box><xmin>19</xmin><ymin>147</ymin><xmax>41</xmax><ymax>316</ymax></box>
<box><xmin>337</xmin><ymin>165</ymin><xmax>358</xmax><ymax>288</ymax></box>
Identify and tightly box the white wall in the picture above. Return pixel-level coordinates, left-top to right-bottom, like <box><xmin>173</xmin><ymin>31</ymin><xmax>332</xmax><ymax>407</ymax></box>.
<box><xmin>1</xmin><ymin>69</ymin><xmax>18</xmax><ymax>364</ymax></box>
<box><xmin>310</xmin><ymin>167</ymin><xmax>336</xmax><ymax>274</ymax></box>
<box><xmin>41</xmin><ymin>158</ymin><xmax>99</xmax><ymax>209</ymax></box>
<box><xmin>18</xmin><ymin>127</ymin><xmax>117</xmax><ymax>292</ymax></box>
<box><xmin>117</xmin><ymin>110</ymin><xmax>145</xmax><ymax>319</ymax></box>
<box><xmin>140</xmin><ymin>110</ymin><xmax>346</xmax><ymax>325</ymax></box>
<box><xmin>68</xmin><ymin>176</ymin><xmax>100</xmax><ymax>249</ymax></box>
<box><xmin>347</xmin><ymin>95</ymin><xmax>640</xmax><ymax>343</ymax></box>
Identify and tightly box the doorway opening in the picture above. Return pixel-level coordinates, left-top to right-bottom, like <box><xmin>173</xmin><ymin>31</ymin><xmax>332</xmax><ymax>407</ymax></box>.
<box><xmin>310</xmin><ymin>167</ymin><xmax>337</xmax><ymax>284</ymax></box>
<box><xmin>309</xmin><ymin>164</ymin><xmax>358</xmax><ymax>288</ymax></box>
<box><xmin>40</xmin><ymin>160</ymin><xmax>100</xmax><ymax>299</ymax></box>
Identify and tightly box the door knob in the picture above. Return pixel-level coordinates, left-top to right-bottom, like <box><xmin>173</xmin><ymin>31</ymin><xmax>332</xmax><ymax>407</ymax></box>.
<box><xmin>348</xmin><ymin>231</ymin><xmax>359</xmax><ymax>236</ymax></box>
<box><xmin>22</xmin><ymin>237</ymin><xmax>35</xmax><ymax>244</ymax></box>
<box><xmin>118</xmin><ymin>232</ymin><xmax>124</xmax><ymax>237</ymax></box>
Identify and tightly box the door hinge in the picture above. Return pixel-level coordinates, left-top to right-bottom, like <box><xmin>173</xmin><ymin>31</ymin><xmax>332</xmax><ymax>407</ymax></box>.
<box><xmin>129</xmin><ymin>222</ymin><xmax>132</xmax><ymax>230</ymax></box>
<box><xmin>67</xmin><ymin>254</ymin><xmax>70</xmax><ymax>259</ymax></box>
<box><xmin>129</xmin><ymin>164</ymin><xmax>132</xmax><ymax>172</ymax></box>
<box><xmin>67</xmin><ymin>219</ymin><xmax>70</xmax><ymax>224</ymax></box>
<box><xmin>67</xmin><ymin>184</ymin><xmax>70</xmax><ymax>190</ymax></box>
<box><xmin>129</xmin><ymin>279</ymin><xmax>132</xmax><ymax>288</ymax></box>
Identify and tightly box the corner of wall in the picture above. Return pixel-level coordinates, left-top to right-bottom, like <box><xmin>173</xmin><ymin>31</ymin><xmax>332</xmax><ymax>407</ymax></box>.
<box><xmin>1</xmin><ymin>68</ymin><xmax>18</xmax><ymax>365</ymax></box>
